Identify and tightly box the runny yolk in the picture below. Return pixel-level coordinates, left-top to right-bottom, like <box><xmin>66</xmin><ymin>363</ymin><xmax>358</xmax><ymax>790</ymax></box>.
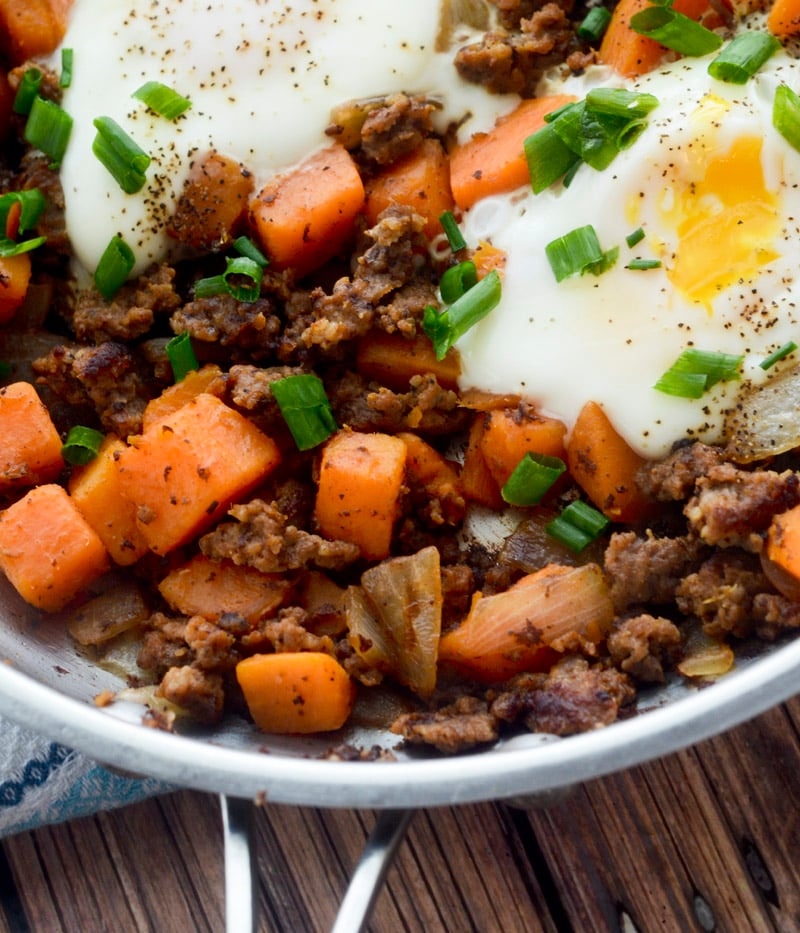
<box><xmin>660</xmin><ymin>134</ymin><xmax>780</xmax><ymax>310</ymax></box>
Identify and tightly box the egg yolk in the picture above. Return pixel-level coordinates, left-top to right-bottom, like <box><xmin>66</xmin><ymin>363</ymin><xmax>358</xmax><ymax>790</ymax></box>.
<box><xmin>660</xmin><ymin>133</ymin><xmax>780</xmax><ymax>310</ymax></box>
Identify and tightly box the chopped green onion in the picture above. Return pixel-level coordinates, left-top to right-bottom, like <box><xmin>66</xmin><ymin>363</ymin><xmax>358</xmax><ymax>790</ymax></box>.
<box><xmin>271</xmin><ymin>373</ymin><xmax>338</xmax><ymax>451</ymax></box>
<box><xmin>546</xmin><ymin>225</ymin><xmax>613</xmax><ymax>282</ymax></box>
<box><xmin>654</xmin><ymin>348</ymin><xmax>743</xmax><ymax>398</ymax></box>
<box><xmin>524</xmin><ymin>122</ymin><xmax>581</xmax><ymax>194</ymax></box>
<box><xmin>439</xmin><ymin>210</ymin><xmax>467</xmax><ymax>252</ymax></box>
<box><xmin>423</xmin><ymin>268</ymin><xmax>502</xmax><ymax>360</ymax></box>
<box><xmin>552</xmin><ymin>102</ymin><xmax>621</xmax><ymax>172</ymax></box>
<box><xmin>773</xmin><ymin>84</ymin><xmax>800</xmax><ymax>153</ymax></box>
<box><xmin>0</xmin><ymin>189</ymin><xmax>45</xmax><ymax>236</ymax></box>
<box><xmin>760</xmin><ymin>341</ymin><xmax>798</xmax><ymax>370</ymax></box>
<box><xmin>630</xmin><ymin>4</ymin><xmax>723</xmax><ymax>57</ymax></box>
<box><xmin>577</xmin><ymin>6</ymin><xmax>612</xmax><ymax>41</ymax></box>
<box><xmin>165</xmin><ymin>332</ymin><xmax>198</xmax><ymax>382</ymax></box>
<box><xmin>132</xmin><ymin>81</ymin><xmax>192</xmax><ymax>120</ymax></box>
<box><xmin>13</xmin><ymin>68</ymin><xmax>42</xmax><ymax>116</ymax></box>
<box><xmin>626</xmin><ymin>258</ymin><xmax>662</xmax><ymax>270</ymax></box>
<box><xmin>546</xmin><ymin>500</ymin><xmax>609</xmax><ymax>552</ymax></box>
<box><xmin>61</xmin><ymin>425</ymin><xmax>105</xmax><ymax>466</ymax></box>
<box><xmin>60</xmin><ymin>48</ymin><xmax>74</xmax><ymax>88</ymax></box>
<box><xmin>92</xmin><ymin>117</ymin><xmax>151</xmax><ymax>194</ymax></box>
<box><xmin>194</xmin><ymin>255</ymin><xmax>264</xmax><ymax>302</ymax></box>
<box><xmin>585</xmin><ymin>88</ymin><xmax>659</xmax><ymax>121</ymax></box>
<box><xmin>590</xmin><ymin>245</ymin><xmax>619</xmax><ymax>276</ymax></box>
<box><xmin>23</xmin><ymin>96</ymin><xmax>73</xmax><ymax>165</ymax></box>
<box><xmin>440</xmin><ymin>260</ymin><xmax>478</xmax><ymax>304</ymax></box>
<box><xmin>233</xmin><ymin>235</ymin><xmax>269</xmax><ymax>267</ymax></box>
<box><xmin>0</xmin><ymin>236</ymin><xmax>46</xmax><ymax>257</ymax></box>
<box><xmin>626</xmin><ymin>227</ymin><xmax>645</xmax><ymax>248</ymax></box>
<box><xmin>501</xmin><ymin>453</ymin><xmax>566</xmax><ymax>506</ymax></box>
<box><xmin>222</xmin><ymin>256</ymin><xmax>262</xmax><ymax>302</ymax></box>
<box><xmin>94</xmin><ymin>234</ymin><xmax>135</xmax><ymax>299</ymax></box>
<box><xmin>708</xmin><ymin>32</ymin><xmax>780</xmax><ymax>84</ymax></box>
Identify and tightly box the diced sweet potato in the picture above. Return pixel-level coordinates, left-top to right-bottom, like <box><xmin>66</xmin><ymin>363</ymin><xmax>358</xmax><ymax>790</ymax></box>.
<box><xmin>141</xmin><ymin>364</ymin><xmax>226</xmax><ymax>431</ymax></box>
<box><xmin>116</xmin><ymin>393</ymin><xmax>281</xmax><ymax>554</ymax></box>
<box><xmin>0</xmin><ymin>484</ymin><xmax>109</xmax><ymax>612</ymax></box>
<box><xmin>68</xmin><ymin>436</ymin><xmax>149</xmax><ymax>566</ymax></box>
<box><xmin>314</xmin><ymin>430</ymin><xmax>407</xmax><ymax>561</ymax></box>
<box><xmin>158</xmin><ymin>554</ymin><xmax>290</xmax><ymax>624</ymax></box>
<box><xmin>0</xmin><ymin>381</ymin><xmax>63</xmax><ymax>489</ymax></box>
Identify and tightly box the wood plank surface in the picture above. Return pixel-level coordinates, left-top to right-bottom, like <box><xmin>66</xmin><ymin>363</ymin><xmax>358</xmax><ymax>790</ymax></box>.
<box><xmin>4</xmin><ymin>697</ymin><xmax>800</xmax><ymax>932</ymax></box>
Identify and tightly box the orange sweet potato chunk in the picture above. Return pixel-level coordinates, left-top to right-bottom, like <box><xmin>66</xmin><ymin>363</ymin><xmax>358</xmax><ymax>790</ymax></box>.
<box><xmin>314</xmin><ymin>430</ymin><xmax>407</xmax><ymax>561</ymax></box>
<box><xmin>116</xmin><ymin>393</ymin><xmax>281</xmax><ymax>554</ymax></box>
<box><xmin>158</xmin><ymin>554</ymin><xmax>290</xmax><ymax>624</ymax></box>
<box><xmin>68</xmin><ymin>435</ymin><xmax>149</xmax><ymax>566</ymax></box>
<box><xmin>0</xmin><ymin>381</ymin><xmax>64</xmax><ymax>489</ymax></box>
<box><xmin>0</xmin><ymin>484</ymin><xmax>109</xmax><ymax>611</ymax></box>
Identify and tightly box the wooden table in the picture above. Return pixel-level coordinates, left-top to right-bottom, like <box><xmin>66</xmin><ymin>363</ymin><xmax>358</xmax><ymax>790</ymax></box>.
<box><xmin>3</xmin><ymin>694</ymin><xmax>800</xmax><ymax>932</ymax></box>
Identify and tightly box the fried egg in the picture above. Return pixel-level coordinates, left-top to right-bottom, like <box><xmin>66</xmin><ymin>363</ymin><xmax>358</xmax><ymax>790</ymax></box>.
<box><xmin>457</xmin><ymin>46</ymin><xmax>800</xmax><ymax>456</ymax></box>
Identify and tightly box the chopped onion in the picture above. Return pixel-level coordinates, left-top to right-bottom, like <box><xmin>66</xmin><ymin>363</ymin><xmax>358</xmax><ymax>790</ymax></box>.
<box><xmin>724</xmin><ymin>362</ymin><xmax>800</xmax><ymax>462</ymax></box>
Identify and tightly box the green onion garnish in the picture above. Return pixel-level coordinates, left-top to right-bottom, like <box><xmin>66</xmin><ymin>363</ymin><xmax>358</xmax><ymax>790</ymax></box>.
<box><xmin>626</xmin><ymin>227</ymin><xmax>645</xmax><ymax>248</ymax></box>
<box><xmin>546</xmin><ymin>225</ymin><xmax>618</xmax><ymax>282</ymax></box>
<box><xmin>439</xmin><ymin>210</ymin><xmax>467</xmax><ymax>252</ymax></box>
<box><xmin>630</xmin><ymin>4</ymin><xmax>723</xmax><ymax>56</ymax></box>
<box><xmin>271</xmin><ymin>373</ymin><xmax>338</xmax><ymax>451</ymax></box>
<box><xmin>440</xmin><ymin>260</ymin><xmax>478</xmax><ymax>304</ymax></box>
<box><xmin>585</xmin><ymin>88</ymin><xmax>660</xmax><ymax>121</ymax></box>
<box><xmin>94</xmin><ymin>234</ymin><xmax>135</xmax><ymax>299</ymax></box>
<box><xmin>194</xmin><ymin>255</ymin><xmax>263</xmax><ymax>302</ymax></box>
<box><xmin>165</xmin><ymin>332</ymin><xmax>198</xmax><ymax>383</ymax></box>
<box><xmin>654</xmin><ymin>348</ymin><xmax>743</xmax><ymax>398</ymax></box>
<box><xmin>773</xmin><ymin>84</ymin><xmax>800</xmax><ymax>153</ymax></box>
<box><xmin>708</xmin><ymin>32</ymin><xmax>780</xmax><ymax>84</ymax></box>
<box><xmin>546</xmin><ymin>500</ymin><xmax>610</xmax><ymax>552</ymax></box>
<box><xmin>233</xmin><ymin>235</ymin><xmax>269</xmax><ymax>267</ymax></box>
<box><xmin>526</xmin><ymin>90</ymin><xmax>659</xmax><ymax>191</ymax></box>
<box><xmin>23</xmin><ymin>96</ymin><xmax>73</xmax><ymax>165</ymax></box>
<box><xmin>61</xmin><ymin>425</ymin><xmax>105</xmax><ymax>466</ymax></box>
<box><xmin>501</xmin><ymin>453</ymin><xmax>566</xmax><ymax>507</ymax></box>
<box><xmin>92</xmin><ymin>117</ymin><xmax>151</xmax><ymax>194</ymax></box>
<box><xmin>13</xmin><ymin>68</ymin><xmax>42</xmax><ymax>116</ymax></box>
<box><xmin>132</xmin><ymin>81</ymin><xmax>192</xmax><ymax>120</ymax></box>
<box><xmin>424</xmin><ymin>268</ymin><xmax>502</xmax><ymax>360</ymax></box>
<box><xmin>0</xmin><ymin>236</ymin><xmax>46</xmax><ymax>257</ymax></box>
<box><xmin>577</xmin><ymin>6</ymin><xmax>612</xmax><ymax>41</ymax></box>
<box><xmin>760</xmin><ymin>341</ymin><xmax>797</xmax><ymax>370</ymax></box>
<box><xmin>60</xmin><ymin>48</ymin><xmax>74</xmax><ymax>88</ymax></box>
<box><xmin>626</xmin><ymin>258</ymin><xmax>662</xmax><ymax>270</ymax></box>
<box><xmin>524</xmin><ymin>122</ymin><xmax>581</xmax><ymax>194</ymax></box>
<box><xmin>0</xmin><ymin>189</ymin><xmax>45</xmax><ymax>237</ymax></box>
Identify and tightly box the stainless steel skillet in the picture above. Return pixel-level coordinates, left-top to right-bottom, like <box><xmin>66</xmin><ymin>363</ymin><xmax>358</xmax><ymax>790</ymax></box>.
<box><xmin>2</xmin><ymin>569</ymin><xmax>800</xmax><ymax>930</ymax></box>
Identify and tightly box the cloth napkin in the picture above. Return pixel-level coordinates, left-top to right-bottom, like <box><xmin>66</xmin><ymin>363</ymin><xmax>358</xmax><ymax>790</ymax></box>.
<box><xmin>0</xmin><ymin>715</ymin><xmax>168</xmax><ymax>838</ymax></box>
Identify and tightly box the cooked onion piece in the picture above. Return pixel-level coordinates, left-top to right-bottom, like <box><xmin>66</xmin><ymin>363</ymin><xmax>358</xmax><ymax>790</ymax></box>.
<box><xmin>724</xmin><ymin>363</ymin><xmax>800</xmax><ymax>463</ymax></box>
<box><xmin>346</xmin><ymin>545</ymin><xmax>442</xmax><ymax>697</ymax></box>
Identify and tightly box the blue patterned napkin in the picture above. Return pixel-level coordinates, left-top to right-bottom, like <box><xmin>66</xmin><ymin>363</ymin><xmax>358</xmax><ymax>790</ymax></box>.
<box><xmin>0</xmin><ymin>716</ymin><xmax>167</xmax><ymax>837</ymax></box>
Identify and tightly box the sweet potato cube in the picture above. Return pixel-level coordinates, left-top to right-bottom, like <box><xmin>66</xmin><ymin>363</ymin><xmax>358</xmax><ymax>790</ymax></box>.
<box><xmin>0</xmin><ymin>381</ymin><xmax>63</xmax><ymax>488</ymax></box>
<box><xmin>0</xmin><ymin>484</ymin><xmax>110</xmax><ymax>611</ymax></box>
<box><xmin>248</xmin><ymin>142</ymin><xmax>365</xmax><ymax>277</ymax></box>
<box><xmin>68</xmin><ymin>436</ymin><xmax>149</xmax><ymax>566</ymax></box>
<box><xmin>116</xmin><ymin>393</ymin><xmax>281</xmax><ymax>554</ymax></box>
<box><xmin>314</xmin><ymin>430</ymin><xmax>406</xmax><ymax>561</ymax></box>
<box><xmin>236</xmin><ymin>652</ymin><xmax>355</xmax><ymax>734</ymax></box>
<box><xmin>158</xmin><ymin>554</ymin><xmax>290</xmax><ymax>624</ymax></box>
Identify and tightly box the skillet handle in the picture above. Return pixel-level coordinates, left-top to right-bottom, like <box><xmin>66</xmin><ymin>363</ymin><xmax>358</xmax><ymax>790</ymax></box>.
<box><xmin>220</xmin><ymin>794</ymin><xmax>258</xmax><ymax>933</ymax></box>
<box><xmin>331</xmin><ymin>808</ymin><xmax>414</xmax><ymax>933</ymax></box>
<box><xmin>219</xmin><ymin>796</ymin><xmax>412</xmax><ymax>933</ymax></box>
